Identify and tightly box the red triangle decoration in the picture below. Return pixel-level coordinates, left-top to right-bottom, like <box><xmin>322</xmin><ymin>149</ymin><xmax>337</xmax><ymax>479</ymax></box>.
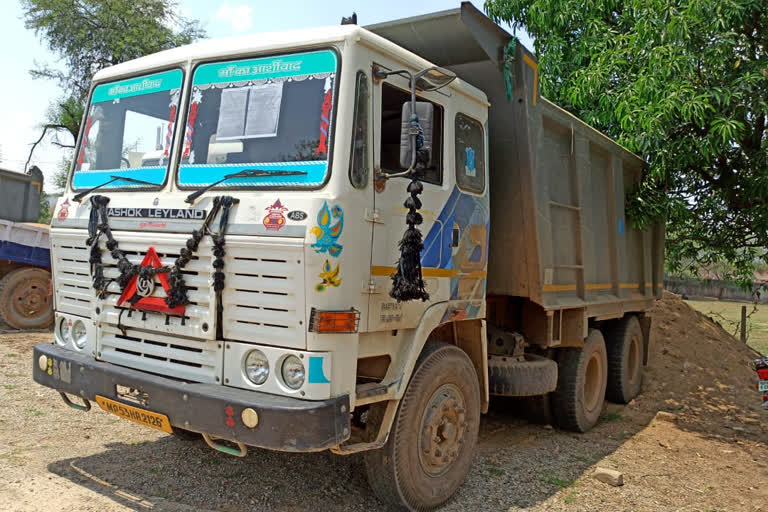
<box><xmin>117</xmin><ymin>247</ymin><xmax>186</xmax><ymax>315</ymax></box>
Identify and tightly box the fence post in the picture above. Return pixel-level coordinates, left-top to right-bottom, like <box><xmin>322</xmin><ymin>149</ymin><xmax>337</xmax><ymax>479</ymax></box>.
<box><xmin>741</xmin><ymin>305</ymin><xmax>747</xmax><ymax>344</ymax></box>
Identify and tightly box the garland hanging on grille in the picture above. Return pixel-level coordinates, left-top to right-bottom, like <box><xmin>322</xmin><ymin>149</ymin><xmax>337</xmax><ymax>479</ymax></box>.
<box><xmin>86</xmin><ymin>194</ymin><xmax>239</xmax><ymax>310</ymax></box>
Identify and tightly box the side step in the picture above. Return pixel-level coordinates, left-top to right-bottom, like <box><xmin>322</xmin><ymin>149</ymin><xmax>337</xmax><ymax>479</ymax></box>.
<box><xmin>488</xmin><ymin>354</ymin><xmax>558</xmax><ymax>397</ymax></box>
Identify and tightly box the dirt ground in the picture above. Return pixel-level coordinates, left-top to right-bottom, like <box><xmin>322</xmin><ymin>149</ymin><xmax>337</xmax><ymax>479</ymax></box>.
<box><xmin>1</xmin><ymin>295</ymin><xmax>767</xmax><ymax>511</ymax></box>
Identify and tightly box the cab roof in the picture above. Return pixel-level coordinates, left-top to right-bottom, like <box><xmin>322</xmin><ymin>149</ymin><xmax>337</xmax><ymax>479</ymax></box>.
<box><xmin>91</xmin><ymin>22</ymin><xmax>488</xmax><ymax>106</ymax></box>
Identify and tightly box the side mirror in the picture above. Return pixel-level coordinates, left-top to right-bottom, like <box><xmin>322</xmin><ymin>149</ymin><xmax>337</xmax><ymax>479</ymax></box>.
<box><xmin>399</xmin><ymin>101</ymin><xmax>434</xmax><ymax>169</ymax></box>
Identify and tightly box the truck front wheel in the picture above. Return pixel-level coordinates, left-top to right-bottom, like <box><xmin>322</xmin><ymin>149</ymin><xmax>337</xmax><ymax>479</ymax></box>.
<box><xmin>364</xmin><ymin>342</ymin><xmax>480</xmax><ymax>510</ymax></box>
<box><xmin>551</xmin><ymin>329</ymin><xmax>608</xmax><ymax>432</ymax></box>
<box><xmin>0</xmin><ymin>268</ymin><xmax>53</xmax><ymax>330</ymax></box>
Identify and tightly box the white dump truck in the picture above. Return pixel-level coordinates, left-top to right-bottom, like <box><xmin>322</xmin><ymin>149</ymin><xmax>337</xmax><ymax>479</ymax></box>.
<box><xmin>34</xmin><ymin>4</ymin><xmax>662</xmax><ymax>509</ymax></box>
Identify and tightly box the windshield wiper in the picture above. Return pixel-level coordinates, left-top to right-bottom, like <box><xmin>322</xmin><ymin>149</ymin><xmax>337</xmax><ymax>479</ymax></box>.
<box><xmin>73</xmin><ymin>175</ymin><xmax>162</xmax><ymax>202</ymax></box>
<box><xmin>184</xmin><ymin>169</ymin><xmax>308</xmax><ymax>204</ymax></box>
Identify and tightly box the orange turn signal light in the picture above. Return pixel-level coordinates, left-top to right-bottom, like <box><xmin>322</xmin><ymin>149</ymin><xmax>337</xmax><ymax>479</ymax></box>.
<box><xmin>309</xmin><ymin>308</ymin><xmax>360</xmax><ymax>334</ymax></box>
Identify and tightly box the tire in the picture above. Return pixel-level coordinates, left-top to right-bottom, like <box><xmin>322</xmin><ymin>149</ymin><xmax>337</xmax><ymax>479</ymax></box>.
<box><xmin>0</xmin><ymin>268</ymin><xmax>53</xmax><ymax>330</ymax></box>
<box><xmin>551</xmin><ymin>329</ymin><xmax>608</xmax><ymax>432</ymax></box>
<box><xmin>519</xmin><ymin>393</ymin><xmax>555</xmax><ymax>426</ymax></box>
<box><xmin>364</xmin><ymin>342</ymin><xmax>481</xmax><ymax>511</ymax></box>
<box><xmin>488</xmin><ymin>354</ymin><xmax>558</xmax><ymax>396</ymax></box>
<box><xmin>172</xmin><ymin>427</ymin><xmax>201</xmax><ymax>441</ymax></box>
<box><xmin>604</xmin><ymin>316</ymin><xmax>644</xmax><ymax>404</ymax></box>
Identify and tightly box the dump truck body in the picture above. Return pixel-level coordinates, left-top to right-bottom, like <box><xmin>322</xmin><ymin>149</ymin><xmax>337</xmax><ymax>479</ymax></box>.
<box><xmin>0</xmin><ymin>167</ymin><xmax>52</xmax><ymax>329</ymax></box>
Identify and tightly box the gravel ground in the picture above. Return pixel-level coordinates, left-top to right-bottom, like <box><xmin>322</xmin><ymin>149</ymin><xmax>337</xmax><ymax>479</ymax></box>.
<box><xmin>1</xmin><ymin>297</ymin><xmax>767</xmax><ymax>511</ymax></box>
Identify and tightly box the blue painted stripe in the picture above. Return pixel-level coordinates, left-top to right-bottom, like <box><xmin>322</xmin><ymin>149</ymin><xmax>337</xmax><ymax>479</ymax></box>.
<box><xmin>0</xmin><ymin>241</ymin><xmax>51</xmax><ymax>268</ymax></box>
<box><xmin>307</xmin><ymin>356</ymin><xmax>330</xmax><ymax>384</ymax></box>
<box><xmin>72</xmin><ymin>167</ymin><xmax>166</xmax><ymax>189</ymax></box>
<box><xmin>179</xmin><ymin>161</ymin><xmax>328</xmax><ymax>187</ymax></box>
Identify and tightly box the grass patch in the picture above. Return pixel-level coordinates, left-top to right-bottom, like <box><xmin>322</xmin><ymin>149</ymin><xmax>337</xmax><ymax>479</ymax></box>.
<box><xmin>3</xmin><ymin>384</ymin><xmax>17</xmax><ymax>391</ymax></box>
<box><xmin>540</xmin><ymin>470</ymin><xmax>573</xmax><ymax>489</ymax></box>
<box><xmin>24</xmin><ymin>408</ymin><xmax>44</xmax><ymax>416</ymax></box>
<box><xmin>686</xmin><ymin>299</ymin><xmax>768</xmax><ymax>354</ymax></box>
<box><xmin>599</xmin><ymin>412</ymin><xmax>622</xmax><ymax>424</ymax></box>
<box><xmin>484</xmin><ymin>464</ymin><xmax>505</xmax><ymax>476</ymax></box>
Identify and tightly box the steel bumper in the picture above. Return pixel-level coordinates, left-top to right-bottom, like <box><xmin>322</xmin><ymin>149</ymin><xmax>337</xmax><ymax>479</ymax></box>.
<box><xmin>33</xmin><ymin>343</ymin><xmax>350</xmax><ymax>452</ymax></box>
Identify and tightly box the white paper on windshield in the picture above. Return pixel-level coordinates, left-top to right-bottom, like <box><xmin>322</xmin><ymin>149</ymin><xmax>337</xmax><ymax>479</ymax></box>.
<box><xmin>216</xmin><ymin>87</ymin><xmax>248</xmax><ymax>140</ymax></box>
<box><xmin>245</xmin><ymin>83</ymin><xmax>283</xmax><ymax>138</ymax></box>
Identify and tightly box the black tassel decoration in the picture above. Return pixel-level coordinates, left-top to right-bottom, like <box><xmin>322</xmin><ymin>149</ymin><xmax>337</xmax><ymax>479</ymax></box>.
<box><xmin>390</xmin><ymin>178</ymin><xmax>430</xmax><ymax>302</ymax></box>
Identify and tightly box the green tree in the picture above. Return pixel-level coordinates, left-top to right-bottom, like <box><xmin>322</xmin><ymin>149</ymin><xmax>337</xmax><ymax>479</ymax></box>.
<box><xmin>485</xmin><ymin>0</ymin><xmax>768</xmax><ymax>286</ymax></box>
<box><xmin>22</xmin><ymin>0</ymin><xmax>205</xmax><ymax>171</ymax></box>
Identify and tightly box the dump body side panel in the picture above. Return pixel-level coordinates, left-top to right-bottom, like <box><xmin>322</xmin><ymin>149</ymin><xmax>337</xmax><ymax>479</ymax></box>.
<box><xmin>0</xmin><ymin>167</ymin><xmax>44</xmax><ymax>223</ymax></box>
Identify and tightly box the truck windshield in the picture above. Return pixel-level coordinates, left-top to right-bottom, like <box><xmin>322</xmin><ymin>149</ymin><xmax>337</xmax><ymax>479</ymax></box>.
<box><xmin>72</xmin><ymin>69</ymin><xmax>183</xmax><ymax>190</ymax></box>
<box><xmin>178</xmin><ymin>49</ymin><xmax>338</xmax><ymax>190</ymax></box>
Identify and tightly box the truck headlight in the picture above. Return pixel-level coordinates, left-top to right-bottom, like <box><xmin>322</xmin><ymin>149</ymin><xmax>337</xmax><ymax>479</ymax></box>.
<box><xmin>281</xmin><ymin>355</ymin><xmax>305</xmax><ymax>389</ymax></box>
<box><xmin>244</xmin><ymin>349</ymin><xmax>269</xmax><ymax>385</ymax></box>
<box><xmin>58</xmin><ymin>318</ymin><xmax>72</xmax><ymax>345</ymax></box>
<box><xmin>72</xmin><ymin>320</ymin><xmax>88</xmax><ymax>349</ymax></box>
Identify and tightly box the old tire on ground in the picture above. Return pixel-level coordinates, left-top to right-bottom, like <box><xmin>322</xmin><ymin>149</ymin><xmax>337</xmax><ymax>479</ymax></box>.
<box><xmin>0</xmin><ymin>268</ymin><xmax>53</xmax><ymax>330</ymax></box>
<box><xmin>604</xmin><ymin>315</ymin><xmax>644</xmax><ymax>404</ymax></box>
<box><xmin>488</xmin><ymin>354</ymin><xmax>558</xmax><ymax>397</ymax></box>
<box><xmin>551</xmin><ymin>329</ymin><xmax>608</xmax><ymax>432</ymax></box>
<box><xmin>364</xmin><ymin>342</ymin><xmax>481</xmax><ymax>511</ymax></box>
<box><xmin>172</xmin><ymin>427</ymin><xmax>201</xmax><ymax>441</ymax></box>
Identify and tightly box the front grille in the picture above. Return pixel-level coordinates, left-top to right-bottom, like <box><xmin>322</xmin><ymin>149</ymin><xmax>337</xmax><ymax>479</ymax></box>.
<box><xmin>222</xmin><ymin>237</ymin><xmax>306</xmax><ymax>349</ymax></box>
<box><xmin>52</xmin><ymin>228</ymin><xmax>305</xmax><ymax>382</ymax></box>
<box><xmin>100</xmin><ymin>324</ymin><xmax>221</xmax><ymax>383</ymax></box>
<box><xmin>95</xmin><ymin>230</ymin><xmax>217</xmax><ymax>340</ymax></box>
<box><xmin>51</xmin><ymin>229</ymin><xmax>93</xmax><ymax>317</ymax></box>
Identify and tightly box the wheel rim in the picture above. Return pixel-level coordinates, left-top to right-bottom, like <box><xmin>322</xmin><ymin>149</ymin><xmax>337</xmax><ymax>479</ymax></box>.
<box><xmin>583</xmin><ymin>351</ymin><xmax>603</xmax><ymax>413</ymax></box>
<box><xmin>628</xmin><ymin>334</ymin><xmax>641</xmax><ymax>385</ymax></box>
<box><xmin>11</xmin><ymin>277</ymin><xmax>50</xmax><ymax>320</ymax></box>
<box><xmin>417</xmin><ymin>383</ymin><xmax>468</xmax><ymax>476</ymax></box>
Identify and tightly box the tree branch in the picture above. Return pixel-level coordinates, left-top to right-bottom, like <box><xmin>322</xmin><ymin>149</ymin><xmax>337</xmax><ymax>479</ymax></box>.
<box><xmin>24</xmin><ymin>124</ymin><xmax>71</xmax><ymax>173</ymax></box>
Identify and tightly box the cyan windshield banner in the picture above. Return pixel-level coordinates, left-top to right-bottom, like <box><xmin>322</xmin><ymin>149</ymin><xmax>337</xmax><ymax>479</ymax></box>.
<box><xmin>179</xmin><ymin>161</ymin><xmax>328</xmax><ymax>187</ymax></box>
<box><xmin>192</xmin><ymin>50</ymin><xmax>337</xmax><ymax>86</ymax></box>
<box><xmin>92</xmin><ymin>69</ymin><xmax>183</xmax><ymax>103</ymax></box>
<box><xmin>72</xmin><ymin>167</ymin><xmax>166</xmax><ymax>189</ymax></box>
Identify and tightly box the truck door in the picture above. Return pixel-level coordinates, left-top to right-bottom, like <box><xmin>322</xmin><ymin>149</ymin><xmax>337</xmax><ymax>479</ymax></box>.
<box><xmin>369</xmin><ymin>77</ymin><xmax>455</xmax><ymax>331</ymax></box>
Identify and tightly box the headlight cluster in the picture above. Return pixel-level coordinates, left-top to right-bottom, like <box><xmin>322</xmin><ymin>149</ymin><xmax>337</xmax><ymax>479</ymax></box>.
<box><xmin>58</xmin><ymin>318</ymin><xmax>88</xmax><ymax>349</ymax></box>
<box><xmin>242</xmin><ymin>350</ymin><xmax>305</xmax><ymax>390</ymax></box>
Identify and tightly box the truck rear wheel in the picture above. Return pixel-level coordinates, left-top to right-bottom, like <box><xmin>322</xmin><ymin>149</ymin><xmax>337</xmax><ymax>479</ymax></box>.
<box><xmin>0</xmin><ymin>268</ymin><xmax>53</xmax><ymax>330</ymax></box>
<box><xmin>552</xmin><ymin>330</ymin><xmax>607</xmax><ymax>432</ymax></box>
<box><xmin>364</xmin><ymin>342</ymin><xmax>480</xmax><ymax>511</ymax></box>
<box><xmin>604</xmin><ymin>316</ymin><xmax>644</xmax><ymax>404</ymax></box>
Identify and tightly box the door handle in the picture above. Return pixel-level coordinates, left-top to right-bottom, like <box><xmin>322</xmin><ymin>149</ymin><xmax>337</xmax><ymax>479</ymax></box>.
<box><xmin>451</xmin><ymin>228</ymin><xmax>460</xmax><ymax>248</ymax></box>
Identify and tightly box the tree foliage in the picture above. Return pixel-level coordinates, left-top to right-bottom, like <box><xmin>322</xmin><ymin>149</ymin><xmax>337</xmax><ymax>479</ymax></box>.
<box><xmin>485</xmin><ymin>0</ymin><xmax>768</xmax><ymax>285</ymax></box>
<box><xmin>22</xmin><ymin>0</ymin><xmax>205</xmax><ymax>170</ymax></box>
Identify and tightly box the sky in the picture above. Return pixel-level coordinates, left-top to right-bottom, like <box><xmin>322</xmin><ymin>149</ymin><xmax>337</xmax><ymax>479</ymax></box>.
<box><xmin>0</xmin><ymin>0</ymin><xmax>532</xmax><ymax>191</ymax></box>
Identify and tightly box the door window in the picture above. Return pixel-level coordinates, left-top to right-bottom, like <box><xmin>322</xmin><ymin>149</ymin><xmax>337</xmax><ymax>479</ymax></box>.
<box><xmin>454</xmin><ymin>113</ymin><xmax>485</xmax><ymax>194</ymax></box>
<box><xmin>349</xmin><ymin>71</ymin><xmax>369</xmax><ymax>188</ymax></box>
<box><xmin>379</xmin><ymin>83</ymin><xmax>442</xmax><ymax>185</ymax></box>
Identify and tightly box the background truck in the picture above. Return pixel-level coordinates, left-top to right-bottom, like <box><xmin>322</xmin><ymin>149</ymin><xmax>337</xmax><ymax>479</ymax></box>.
<box><xmin>0</xmin><ymin>166</ymin><xmax>53</xmax><ymax>329</ymax></box>
<box><xmin>32</xmin><ymin>3</ymin><xmax>662</xmax><ymax>510</ymax></box>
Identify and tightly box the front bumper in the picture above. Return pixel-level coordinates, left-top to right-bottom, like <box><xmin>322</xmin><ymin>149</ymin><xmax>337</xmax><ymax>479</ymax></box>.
<box><xmin>33</xmin><ymin>343</ymin><xmax>350</xmax><ymax>452</ymax></box>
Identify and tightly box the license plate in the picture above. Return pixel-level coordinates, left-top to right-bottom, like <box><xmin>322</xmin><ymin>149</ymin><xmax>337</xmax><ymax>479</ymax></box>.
<box><xmin>95</xmin><ymin>395</ymin><xmax>173</xmax><ymax>433</ymax></box>
<box><xmin>760</xmin><ymin>380</ymin><xmax>768</xmax><ymax>392</ymax></box>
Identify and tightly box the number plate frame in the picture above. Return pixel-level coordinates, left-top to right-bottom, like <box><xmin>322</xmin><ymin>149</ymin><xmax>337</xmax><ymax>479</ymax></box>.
<box><xmin>95</xmin><ymin>395</ymin><xmax>173</xmax><ymax>433</ymax></box>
